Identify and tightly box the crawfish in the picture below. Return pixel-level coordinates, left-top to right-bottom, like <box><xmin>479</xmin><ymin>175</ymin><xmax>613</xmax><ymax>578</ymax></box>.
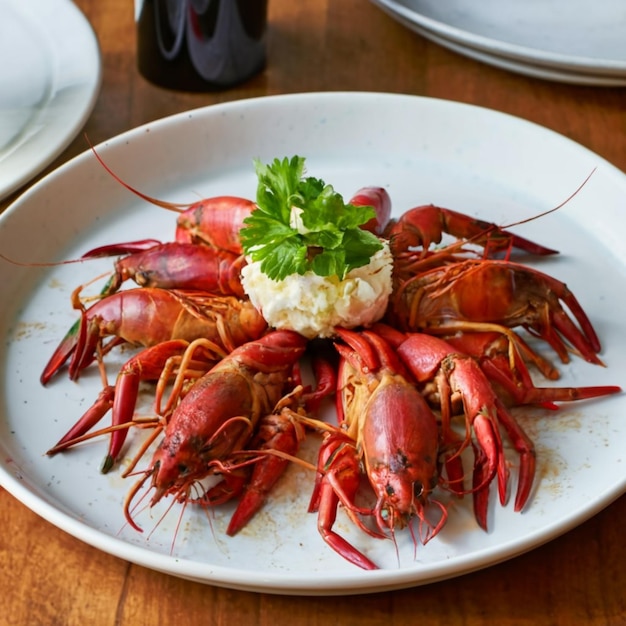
<box><xmin>197</xmin><ymin>344</ymin><xmax>338</xmax><ymax>536</ymax></box>
<box><xmin>310</xmin><ymin>328</ymin><xmax>446</xmax><ymax>570</ymax></box>
<box><xmin>174</xmin><ymin>196</ymin><xmax>256</xmax><ymax>253</ymax></box>
<box><xmin>124</xmin><ymin>330</ymin><xmax>308</xmax><ymax>531</ymax></box>
<box><xmin>177</xmin><ymin>186</ymin><xmax>394</xmax><ymax>253</ymax></box>
<box><xmin>82</xmin><ymin>241</ymin><xmax>246</xmax><ymax>298</ymax></box>
<box><xmin>78</xmin><ymin>187</ymin><xmax>388</xmax><ymax>299</ymax></box>
<box><xmin>385</xmin><ymin>204</ymin><xmax>558</xmax><ymax>259</ymax></box>
<box><xmin>41</xmin><ymin>287</ymin><xmax>267</xmax><ymax>384</ymax></box>
<box><xmin>388</xmin><ymin>258</ymin><xmax>603</xmax><ymax>366</ymax></box>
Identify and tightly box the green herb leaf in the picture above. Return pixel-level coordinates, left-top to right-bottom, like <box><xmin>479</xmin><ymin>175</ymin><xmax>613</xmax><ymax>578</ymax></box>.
<box><xmin>240</xmin><ymin>156</ymin><xmax>383</xmax><ymax>281</ymax></box>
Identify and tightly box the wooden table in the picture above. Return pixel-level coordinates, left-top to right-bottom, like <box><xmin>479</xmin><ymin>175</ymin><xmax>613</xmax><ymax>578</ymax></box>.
<box><xmin>2</xmin><ymin>1</ymin><xmax>626</xmax><ymax>623</ymax></box>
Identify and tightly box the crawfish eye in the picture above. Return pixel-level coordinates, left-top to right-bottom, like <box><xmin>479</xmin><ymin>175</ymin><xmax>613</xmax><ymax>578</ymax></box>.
<box><xmin>414</xmin><ymin>481</ymin><xmax>424</xmax><ymax>497</ymax></box>
<box><xmin>134</xmin><ymin>270</ymin><xmax>151</xmax><ymax>287</ymax></box>
<box><xmin>177</xmin><ymin>463</ymin><xmax>188</xmax><ymax>475</ymax></box>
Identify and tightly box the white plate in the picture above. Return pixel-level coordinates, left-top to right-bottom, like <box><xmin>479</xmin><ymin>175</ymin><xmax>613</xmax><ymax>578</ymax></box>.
<box><xmin>1</xmin><ymin>92</ymin><xmax>626</xmax><ymax>595</ymax></box>
<box><xmin>0</xmin><ymin>0</ymin><xmax>101</xmax><ymax>200</ymax></box>
<box><xmin>370</xmin><ymin>0</ymin><xmax>626</xmax><ymax>79</ymax></box>
<box><xmin>374</xmin><ymin>5</ymin><xmax>626</xmax><ymax>87</ymax></box>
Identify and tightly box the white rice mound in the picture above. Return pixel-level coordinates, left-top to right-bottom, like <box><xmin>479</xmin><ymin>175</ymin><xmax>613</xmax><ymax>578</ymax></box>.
<box><xmin>241</xmin><ymin>241</ymin><xmax>393</xmax><ymax>339</ymax></box>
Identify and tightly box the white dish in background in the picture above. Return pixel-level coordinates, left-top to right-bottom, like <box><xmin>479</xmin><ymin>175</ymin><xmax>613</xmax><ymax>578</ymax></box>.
<box><xmin>1</xmin><ymin>92</ymin><xmax>626</xmax><ymax>595</ymax></box>
<box><xmin>370</xmin><ymin>0</ymin><xmax>626</xmax><ymax>81</ymax></box>
<box><xmin>378</xmin><ymin>8</ymin><xmax>626</xmax><ymax>87</ymax></box>
<box><xmin>0</xmin><ymin>0</ymin><xmax>101</xmax><ymax>200</ymax></box>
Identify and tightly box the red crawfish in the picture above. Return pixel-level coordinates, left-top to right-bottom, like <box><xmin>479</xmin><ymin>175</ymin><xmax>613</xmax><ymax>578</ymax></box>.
<box><xmin>196</xmin><ymin>342</ymin><xmax>339</xmax><ymax>536</ymax></box>
<box><xmin>82</xmin><ymin>240</ymin><xmax>246</xmax><ymax>298</ymax></box>
<box><xmin>123</xmin><ymin>330</ymin><xmax>308</xmax><ymax>531</ymax></box>
<box><xmin>174</xmin><ymin>195</ymin><xmax>255</xmax><ymax>253</ymax></box>
<box><xmin>385</xmin><ymin>204</ymin><xmax>558</xmax><ymax>259</ymax></box>
<box><xmin>309</xmin><ymin>328</ymin><xmax>446</xmax><ymax>570</ymax></box>
<box><xmin>176</xmin><ymin>186</ymin><xmax>392</xmax><ymax>251</ymax></box>
<box><xmin>76</xmin><ymin>186</ymin><xmax>391</xmax><ymax>300</ymax></box>
<box><xmin>86</xmin><ymin>140</ymin><xmax>256</xmax><ymax>255</ymax></box>
<box><xmin>443</xmin><ymin>330</ymin><xmax>620</xmax><ymax>409</ymax></box>
<box><xmin>387</xmin><ymin>258</ymin><xmax>604</xmax><ymax>366</ymax></box>
<box><xmin>386</xmin><ymin>204</ymin><xmax>559</xmax><ymax>286</ymax></box>
<box><xmin>41</xmin><ymin>287</ymin><xmax>267</xmax><ymax>384</ymax></box>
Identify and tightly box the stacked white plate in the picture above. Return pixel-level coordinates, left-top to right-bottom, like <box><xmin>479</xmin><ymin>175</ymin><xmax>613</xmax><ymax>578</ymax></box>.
<box><xmin>370</xmin><ymin>0</ymin><xmax>626</xmax><ymax>86</ymax></box>
<box><xmin>0</xmin><ymin>0</ymin><xmax>101</xmax><ymax>200</ymax></box>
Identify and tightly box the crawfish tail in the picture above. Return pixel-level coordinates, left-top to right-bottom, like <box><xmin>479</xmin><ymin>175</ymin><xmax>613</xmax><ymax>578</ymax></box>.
<box><xmin>349</xmin><ymin>186</ymin><xmax>392</xmax><ymax>236</ymax></box>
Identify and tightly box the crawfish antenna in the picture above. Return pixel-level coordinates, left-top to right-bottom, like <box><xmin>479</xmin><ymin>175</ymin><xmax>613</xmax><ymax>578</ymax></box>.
<box><xmin>85</xmin><ymin>133</ymin><xmax>188</xmax><ymax>213</ymax></box>
<box><xmin>0</xmin><ymin>253</ymin><xmax>89</xmax><ymax>268</ymax></box>
<box><xmin>501</xmin><ymin>168</ymin><xmax>597</xmax><ymax>231</ymax></box>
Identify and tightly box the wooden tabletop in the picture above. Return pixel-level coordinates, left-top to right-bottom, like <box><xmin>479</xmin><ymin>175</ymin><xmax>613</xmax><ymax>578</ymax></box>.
<box><xmin>2</xmin><ymin>1</ymin><xmax>626</xmax><ymax>623</ymax></box>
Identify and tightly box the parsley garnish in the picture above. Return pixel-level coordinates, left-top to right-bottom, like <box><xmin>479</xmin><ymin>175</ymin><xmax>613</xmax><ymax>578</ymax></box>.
<box><xmin>240</xmin><ymin>156</ymin><xmax>383</xmax><ymax>281</ymax></box>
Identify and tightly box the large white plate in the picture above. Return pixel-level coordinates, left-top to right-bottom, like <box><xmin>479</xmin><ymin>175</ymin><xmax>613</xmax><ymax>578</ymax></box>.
<box><xmin>1</xmin><ymin>92</ymin><xmax>626</xmax><ymax>595</ymax></box>
<box><xmin>0</xmin><ymin>0</ymin><xmax>101</xmax><ymax>200</ymax></box>
<box><xmin>370</xmin><ymin>0</ymin><xmax>626</xmax><ymax>79</ymax></box>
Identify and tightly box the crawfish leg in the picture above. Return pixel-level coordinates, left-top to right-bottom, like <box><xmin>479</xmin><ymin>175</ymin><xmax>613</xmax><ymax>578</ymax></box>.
<box><xmin>442</xmin><ymin>353</ymin><xmax>508</xmax><ymax>531</ymax></box>
<box><xmin>103</xmin><ymin>340</ymin><xmax>193</xmax><ymax>473</ymax></box>
<box><xmin>470</xmin><ymin>415</ymin><xmax>508</xmax><ymax>533</ymax></box>
<box><xmin>494</xmin><ymin>402</ymin><xmax>536</xmax><ymax>514</ymax></box>
<box><xmin>47</xmin><ymin>386</ymin><xmax>115</xmax><ymax>455</ymax></box>
<box><xmin>435</xmin><ymin>372</ymin><xmax>468</xmax><ymax>497</ymax></box>
<box><xmin>310</xmin><ymin>434</ymin><xmax>381</xmax><ymax>570</ymax></box>
<box><xmin>315</xmin><ymin>478</ymin><xmax>379</xmax><ymax>570</ymax></box>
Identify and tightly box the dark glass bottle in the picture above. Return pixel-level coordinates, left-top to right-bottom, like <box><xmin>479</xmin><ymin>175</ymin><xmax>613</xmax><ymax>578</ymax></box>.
<box><xmin>136</xmin><ymin>0</ymin><xmax>267</xmax><ymax>91</ymax></box>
